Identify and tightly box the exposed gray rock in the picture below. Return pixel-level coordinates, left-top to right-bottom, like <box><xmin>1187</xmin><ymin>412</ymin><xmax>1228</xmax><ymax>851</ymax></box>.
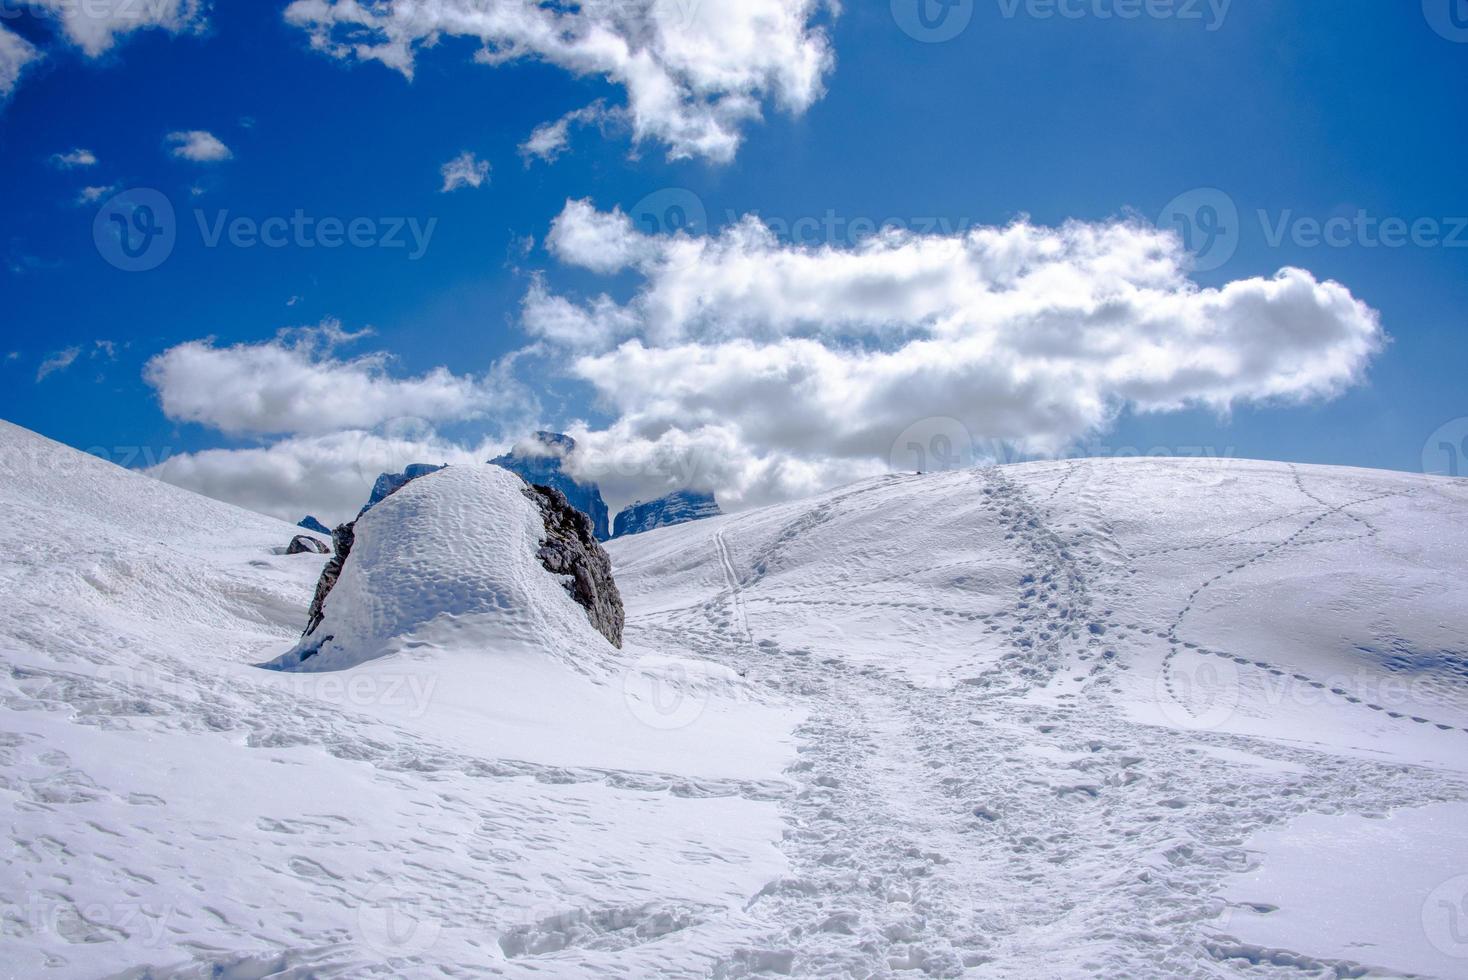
<box><xmin>287</xmin><ymin>534</ymin><xmax>329</xmax><ymax>555</ymax></box>
<box><xmin>303</xmin><ymin>521</ymin><xmax>355</xmax><ymax>640</ymax></box>
<box><xmin>613</xmin><ymin>489</ymin><xmax>721</xmax><ymax>538</ymax></box>
<box><xmin>521</xmin><ymin>483</ymin><xmax>624</xmax><ymax>648</ymax></box>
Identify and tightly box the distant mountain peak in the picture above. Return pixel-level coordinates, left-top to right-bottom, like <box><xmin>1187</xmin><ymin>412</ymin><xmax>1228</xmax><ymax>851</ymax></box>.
<box><xmin>613</xmin><ymin>489</ymin><xmax>721</xmax><ymax>538</ymax></box>
<box><xmin>359</xmin><ymin>463</ymin><xmax>446</xmax><ymax>516</ymax></box>
<box><xmin>491</xmin><ymin>432</ymin><xmax>610</xmax><ymax>541</ymax></box>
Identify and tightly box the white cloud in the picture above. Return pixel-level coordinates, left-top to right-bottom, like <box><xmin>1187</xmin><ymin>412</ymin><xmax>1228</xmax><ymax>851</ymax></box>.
<box><xmin>524</xmin><ymin>201</ymin><xmax>1386</xmax><ymax>508</ymax></box>
<box><xmin>440</xmin><ymin>150</ymin><xmax>490</xmax><ymax>192</ymax></box>
<box><xmin>33</xmin><ymin>0</ymin><xmax>206</xmax><ymax>57</ymax></box>
<box><xmin>148</xmin><ymin>426</ymin><xmax>510</xmax><ymax>526</ymax></box>
<box><xmin>143</xmin><ymin>320</ymin><xmax>522</xmax><ymax>437</ymax></box>
<box><xmin>284</xmin><ymin>0</ymin><xmax>836</xmax><ymax>162</ymax></box>
<box><xmin>75</xmin><ymin>184</ymin><xmax>119</xmax><ymax>205</ymax></box>
<box><xmin>166</xmin><ymin>129</ymin><xmax>233</xmax><ymax>163</ymax></box>
<box><xmin>520</xmin><ymin>102</ymin><xmax>614</xmax><ymax>164</ymax></box>
<box><xmin>0</xmin><ymin>24</ymin><xmax>41</xmax><ymax>100</ymax></box>
<box><xmin>51</xmin><ymin>147</ymin><xmax>98</xmax><ymax>168</ymax></box>
<box><xmin>36</xmin><ymin>346</ymin><xmax>82</xmax><ymax>382</ymax></box>
<box><xmin>545</xmin><ymin>199</ymin><xmax>658</xmax><ymax>276</ymax></box>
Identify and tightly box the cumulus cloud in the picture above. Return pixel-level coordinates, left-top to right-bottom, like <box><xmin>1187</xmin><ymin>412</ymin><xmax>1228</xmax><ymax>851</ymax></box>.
<box><xmin>440</xmin><ymin>150</ymin><xmax>490</xmax><ymax>192</ymax></box>
<box><xmin>33</xmin><ymin>0</ymin><xmax>205</xmax><ymax>56</ymax></box>
<box><xmin>0</xmin><ymin>24</ymin><xmax>41</xmax><ymax>100</ymax></box>
<box><xmin>166</xmin><ymin>129</ymin><xmax>232</xmax><ymax>163</ymax></box>
<box><xmin>148</xmin><ymin>426</ymin><xmax>510</xmax><ymax>526</ymax></box>
<box><xmin>284</xmin><ymin>0</ymin><xmax>835</xmax><ymax>162</ymax></box>
<box><xmin>143</xmin><ymin>320</ymin><xmax>523</xmax><ymax>437</ymax></box>
<box><xmin>523</xmin><ymin>200</ymin><xmax>1387</xmax><ymax>509</ymax></box>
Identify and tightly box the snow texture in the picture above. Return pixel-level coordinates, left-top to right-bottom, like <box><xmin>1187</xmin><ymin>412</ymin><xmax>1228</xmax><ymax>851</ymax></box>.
<box><xmin>3</xmin><ymin>417</ymin><xmax>1468</xmax><ymax>978</ymax></box>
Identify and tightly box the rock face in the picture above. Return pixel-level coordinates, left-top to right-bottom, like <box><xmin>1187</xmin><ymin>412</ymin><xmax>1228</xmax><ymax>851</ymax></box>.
<box><xmin>297</xmin><ymin>515</ymin><xmax>331</xmax><ymax>536</ymax></box>
<box><xmin>287</xmin><ymin>534</ymin><xmax>329</xmax><ymax>555</ymax></box>
<box><xmin>613</xmin><ymin>489</ymin><xmax>722</xmax><ymax>538</ymax></box>
<box><xmin>302</xmin><ymin>521</ymin><xmax>355</xmax><ymax>640</ymax></box>
<box><xmin>521</xmin><ymin>483</ymin><xmax>624</xmax><ymax>648</ymax></box>
<box><xmin>360</xmin><ymin>463</ymin><xmax>445</xmax><ymax>516</ymax></box>
<box><xmin>491</xmin><ymin>432</ymin><xmax>611</xmax><ymax>541</ymax></box>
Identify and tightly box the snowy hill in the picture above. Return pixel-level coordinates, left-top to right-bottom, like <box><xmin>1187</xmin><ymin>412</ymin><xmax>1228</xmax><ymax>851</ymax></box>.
<box><xmin>607</xmin><ymin>457</ymin><xmax>1468</xmax><ymax>977</ymax></box>
<box><xmin>0</xmin><ymin>421</ymin><xmax>791</xmax><ymax>978</ymax></box>
<box><xmin>4</xmin><ymin>417</ymin><xmax>1468</xmax><ymax>977</ymax></box>
<box><xmin>613</xmin><ymin>489</ymin><xmax>722</xmax><ymax>539</ymax></box>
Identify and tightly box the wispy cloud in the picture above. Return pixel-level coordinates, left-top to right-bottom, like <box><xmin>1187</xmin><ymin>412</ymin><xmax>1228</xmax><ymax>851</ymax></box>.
<box><xmin>36</xmin><ymin>347</ymin><xmax>82</xmax><ymax>382</ymax></box>
<box><xmin>51</xmin><ymin>147</ymin><xmax>98</xmax><ymax>169</ymax></box>
<box><xmin>440</xmin><ymin>151</ymin><xmax>490</xmax><ymax>193</ymax></box>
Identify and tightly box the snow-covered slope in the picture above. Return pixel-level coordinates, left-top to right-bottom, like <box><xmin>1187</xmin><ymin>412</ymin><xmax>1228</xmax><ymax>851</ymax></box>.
<box><xmin>5</xmin><ymin>415</ymin><xmax>1468</xmax><ymax>978</ymax></box>
<box><xmin>609</xmin><ymin>457</ymin><xmax>1468</xmax><ymax>977</ymax></box>
<box><xmin>0</xmin><ymin>421</ymin><xmax>793</xmax><ymax>978</ymax></box>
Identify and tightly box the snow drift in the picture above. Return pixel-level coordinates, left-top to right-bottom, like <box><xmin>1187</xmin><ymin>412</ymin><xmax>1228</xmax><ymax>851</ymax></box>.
<box><xmin>265</xmin><ymin>464</ymin><xmax>619</xmax><ymax>672</ymax></box>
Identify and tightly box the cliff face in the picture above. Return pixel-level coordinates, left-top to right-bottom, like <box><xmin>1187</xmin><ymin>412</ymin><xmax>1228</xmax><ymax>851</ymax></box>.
<box><xmin>613</xmin><ymin>490</ymin><xmax>722</xmax><ymax>538</ymax></box>
<box><xmin>490</xmin><ymin>432</ymin><xmax>611</xmax><ymax>541</ymax></box>
<box><xmin>521</xmin><ymin>484</ymin><xmax>624</xmax><ymax>648</ymax></box>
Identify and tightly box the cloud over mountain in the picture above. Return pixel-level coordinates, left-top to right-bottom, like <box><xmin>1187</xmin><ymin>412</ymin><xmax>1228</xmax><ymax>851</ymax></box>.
<box><xmin>524</xmin><ymin>199</ymin><xmax>1386</xmax><ymax>509</ymax></box>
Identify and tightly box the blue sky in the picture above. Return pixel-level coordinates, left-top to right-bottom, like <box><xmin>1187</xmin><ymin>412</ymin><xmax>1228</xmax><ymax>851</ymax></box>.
<box><xmin>1</xmin><ymin>1</ymin><xmax>1465</xmax><ymax>522</ymax></box>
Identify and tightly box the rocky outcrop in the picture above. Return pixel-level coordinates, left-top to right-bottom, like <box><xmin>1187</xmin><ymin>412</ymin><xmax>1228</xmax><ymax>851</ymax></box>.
<box><xmin>303</xmin><ymin>521</ymin><xmax>355</xmax><ymax>639</ymax></box>
<box><xmin>360</xmin><ymin>463</ymin><xmax>446</xmax><ymax>516</ymax></box>
<box><xmin>613</xmin><ymin>489</ymin><xmax>722</xmax><ymax>538</ymax></box>
<box><xmin>297</xmin><ymin>515</ymin><xmax>331</xmax><ymax>536</ymax></box>
<box><xmin>287</xmin><ymin>534</ymin><xmax>329</xmax><ymax>555</ymax></box>
<box><xmin>521</xmin><ymin>483</ymin><xmax>624</xmax><ymax>648</ymax></box>
<box><xmin>491</xmin><ymin>432</ymin><xmax>611</xmax><ymax>541</ymax></box>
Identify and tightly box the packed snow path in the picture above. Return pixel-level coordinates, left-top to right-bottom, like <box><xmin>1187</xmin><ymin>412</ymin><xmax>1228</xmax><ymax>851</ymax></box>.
<box><xmin>612</xmin><ymin>458</ymin><xmax>1468</xmax><ymax>978</ymax></box>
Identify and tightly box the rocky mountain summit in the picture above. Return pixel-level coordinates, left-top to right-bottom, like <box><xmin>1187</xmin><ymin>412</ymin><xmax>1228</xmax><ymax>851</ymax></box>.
<box><xmin>297</xmin><ymin>515</ymin><xmax>331</xmax><ymax>536</ymax></box>
<box><xmin>491</xmin><ymin>432</ymin><xmax>611</xmax><ymax>541</ymax></box>
<box><xmin>612</xmin><ymin>489</ymin><xmax>722</xmax><ymax>538</ymax></box>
